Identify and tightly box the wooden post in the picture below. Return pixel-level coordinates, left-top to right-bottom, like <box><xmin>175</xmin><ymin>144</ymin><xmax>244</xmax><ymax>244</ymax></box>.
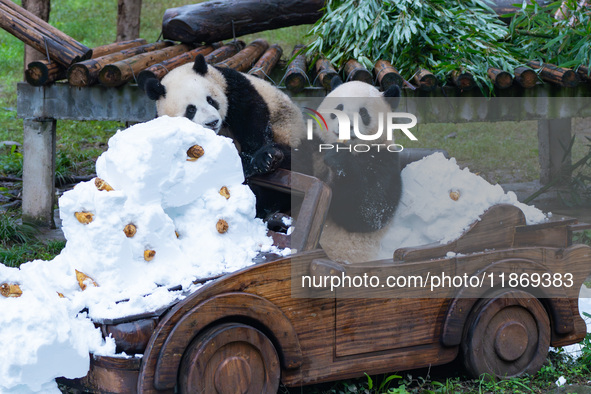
<box><xmin>314</xmin><ymin>58</ymin><xmax>338</xmax><ymax>90</ymax></box>
<box><xmin>537</xmin><ymin>119</ymin><xmax>572</xmax><ymax>184</ymax></box>
<box><xmin>527</xmin><ymin>61</ymin><xmax>580</xmax><ymax>87</ymax></box>
<box><xmin>284</xmin><ymin>45</ymin><xmax>308</xmax><ymax>93</ymax></box>
<box><xmin>374</xmin><ymin>60</ymin><xmax>403</xmax><ymax>90</ymax></box>
<box><xmin>216</xmin><ymin>39</ymin><xmax>269</xmax><ymax>72</ymax></box>
<box><xmin>204</xmin><ymin>41</ymin><xmax>245</xmax><ymax>64</ymax></box>
<box><xmin>451</xmin><ymin>70</ymin><xmax>476</xmax><ymax>91</ymax></box>
<box><xmin>137</xmin><ymin>45</ymin><xmax>217</xmax><ymax>89</ymax></box>
<box><xmin>68</xmin><ymin>41</ymin><xmax>173</xmax><ymax>87</ymax></box>
<box><xmin>162</xmin><ymin>0</ymin><xmax>324</xmax><ymax>43</ymax></box>
<box><xmin>487</xmin><ymin>67</ymin><xmax>513</xmax><ymax>89</ymax></box>
<box><xmin>22</xmin><ymin>117</ymin><xmax>56</xmax><ymax>228</ymax></box>
<box><xmin>514</xmin><ymin>66</ymin><xmax>537</xmax><ymax>88</ymax></box>
<box><xmin>413</xmin><ymin>69</ymin><xmax>438</xmax><ymax>92</ymax></box>
<box><xmin>99</xmin><ymin>44</ymin><xmax>192</xmax><ymax>87</ymax></box>
<box><xmin>343</xmin><ymin>59</ymin><xmax>372</xmax><ymax>84</ymax></box>
<box><xmin>248</xmin><ymin>44</ymin><xmax>283</xmax><ymax>80</ymax></box>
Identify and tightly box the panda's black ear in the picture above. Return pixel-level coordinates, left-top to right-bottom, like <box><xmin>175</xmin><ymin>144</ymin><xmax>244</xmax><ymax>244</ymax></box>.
<box><xmin>193</xmin><ymin>54</ymin><xmax>208</xmax><ymax>75</ymax></box>
<box><xmin>383</xmin><ymin>85</ymin><xmax>401</xmax><ymax>109</ymax></box>
<box><xmin>144</xmin><ymin>78</ymin><xmax>166</xmax><ymax>100</ymax></box>
<box><xmin>330</xmin><ymin>76</ymin><xmax>344</xmax><ymax>91</ymax></box>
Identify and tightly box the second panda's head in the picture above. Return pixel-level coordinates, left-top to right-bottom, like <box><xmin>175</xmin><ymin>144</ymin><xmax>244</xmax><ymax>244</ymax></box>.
<box><xmin>144</xmin><ymin>55</ymin><xmax>228</xmax><ymax>134</ymax></box>
<box><xmin>315</xmin><ymin>79</ymin><xmax>401</xmax><ymax>144</ymax></box>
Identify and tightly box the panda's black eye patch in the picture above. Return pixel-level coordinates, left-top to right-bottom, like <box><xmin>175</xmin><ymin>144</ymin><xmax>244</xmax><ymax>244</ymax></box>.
<box><xmin>331</xmin><ymin>104</ymin><xmax>344</xmax><ymax>120</ymax></box>
<box><xmin>359</xmin><ymin>107</ymin><xmax>371</xmax><ymax>126</ymax></box>
<box><xmin>185</xmin><ymin>104</ymin><xmax>197</xmax><ymax>120</ymax></box>
<box><xmin>207</xmin><ymin>96</ymin><xmax>219</xmax><ymax>110</ymax></box>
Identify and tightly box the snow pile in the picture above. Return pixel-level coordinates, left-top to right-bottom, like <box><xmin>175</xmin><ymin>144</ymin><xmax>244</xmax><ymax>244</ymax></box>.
<box><xmin>0</xmin><ymin>116</ymin><xmax>278</xmax><ymax>393</ymax></box>
<box><xmin>320</xmin><ymin>153</ymin><xmax>549</xmax><ymax>263</ymax></box>
<box><xmin>380</xmin><ymin>152</ymin><xmax>547</xmax><ymax>249</ymax></box>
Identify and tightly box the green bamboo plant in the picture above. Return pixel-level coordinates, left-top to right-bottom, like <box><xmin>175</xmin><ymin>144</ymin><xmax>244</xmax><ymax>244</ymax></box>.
<box><xmin>306</xmin><ymin>0</ymin><xmax>591</xmax><ymax>94</ymax></box>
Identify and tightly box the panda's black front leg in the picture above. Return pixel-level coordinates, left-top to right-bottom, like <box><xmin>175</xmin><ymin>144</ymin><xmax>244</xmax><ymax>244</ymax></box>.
<box><xmin>323</xmin><ymin>143</ymin><xmax>354</xmax><ymax>176</ymax></box>
<box><xmin>242</xmin><ymin>144</ymin><xmax>285</xmax><ymax>178</ymax></box>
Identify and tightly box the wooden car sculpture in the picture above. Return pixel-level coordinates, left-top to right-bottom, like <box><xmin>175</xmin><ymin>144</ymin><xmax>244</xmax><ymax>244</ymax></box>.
<box><xmin>61</xmin><ymin>169</ymin><xmax>591</xmax><ymax>393</ymax></box>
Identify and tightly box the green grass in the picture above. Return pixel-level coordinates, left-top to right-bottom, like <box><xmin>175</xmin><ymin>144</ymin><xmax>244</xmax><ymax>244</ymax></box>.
<box><xmin>0</xmin><ymin>240</ymin><xmax>66</xmax><ymax>268</ymax></box>
<box><xmin>0</xmin><ymin>213</ymin><xmax>65</xmax><ymax>267</ymax></box>
<box><xmin>404</xmin><ymin>121</ymin><xmax>541</xmax><ymax>184</ymax></box>
<box><xmin>290</xmin><ymin>343</ymin><xmax>591</xmax><ymax>393</ymax></box>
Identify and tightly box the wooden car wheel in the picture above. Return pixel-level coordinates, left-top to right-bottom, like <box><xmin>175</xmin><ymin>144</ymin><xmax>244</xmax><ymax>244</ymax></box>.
<box><xmin>178</xmin><ymin>322</ymin><xmax>280</xmax><ymax>394</ymax></box>
<box><xmin>461</xmin><ymin>290</ymin><xmax>550</xmax><ymax>379</ymax></box>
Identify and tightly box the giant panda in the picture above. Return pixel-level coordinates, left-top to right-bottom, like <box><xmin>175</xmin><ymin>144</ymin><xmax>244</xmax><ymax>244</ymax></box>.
<box><xmin>308</xmin><ymin>79</ymin><xmax>403</xmax><ymax>234</ymax></box>
<box><xmin>144</xmin><ymin>54</ymin><xmax>306</xmax><ymax>217</ymax></box>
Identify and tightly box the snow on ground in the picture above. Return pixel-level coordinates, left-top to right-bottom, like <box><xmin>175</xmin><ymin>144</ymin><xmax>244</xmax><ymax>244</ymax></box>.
<box><xmin>0</xmin><ymin>117</ymin><xmax>281</xmax><ymax>393</ymax></box>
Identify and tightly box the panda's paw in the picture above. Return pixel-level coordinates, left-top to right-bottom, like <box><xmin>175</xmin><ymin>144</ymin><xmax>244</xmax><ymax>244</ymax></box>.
<box><xmin>249</xmin><ymin>146</ymin><xmax>284</xmax><ymax>176</ymax></box>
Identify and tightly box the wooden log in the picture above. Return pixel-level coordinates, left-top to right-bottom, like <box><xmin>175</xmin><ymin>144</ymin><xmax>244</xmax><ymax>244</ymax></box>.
<box><xmin>162</xmin><ymin>0</ymin><xmax>324</xmax><ymax>43</ymax></box>
<box><xmin>0</xmin><ymin>8</ymin><xmax>87</xmax><ymax>66</ymax></box>
<box><xmin>314</xmin><ymin>58</ymin><xmax>339</xmax><ymax>90</ymax></box>
<box><xmin>451</xmin><ymin>70</ymin><xmax>476</xmax><ymax>91</ymax></box>
<box><xmin>413</xmin><ymin>69</ymin><xmax>438</xmax><ymax>92</ymax></box>
<box><xmin>67</xmin><ymin>41</ymin><xmax>173</xmax><ymax>87</ymax></box>
<box><xmin>343</xmin><ymin>59</ymin><xmax>373</xmax><ymax>84</ymax></box>
<box><xmin>577</xmin><ymin>65</ymin><xmax>591</xmax><ymax>81</ymax></box>
<box><xmin>137</xmin><ymin>44</ymin><xmax>218</xmax><ymax>89</ymax></box>
<box><xmin>204</xmin><ymin>41</ymin><xmax>245</xmax><ymax>64</ymax></box>
<box><xmin>248</xmin><ymin>44</ymin><xmax>283</xmax><ymax>79</ymax></box>
<box><xmin>0</xmin><ymin>0</ymin><xmax>91</xmax><ymax>64</ymax></box>
<box><xmin>216</xmin><ymin>39</ymin><xmax>269</xmax><ymax>72</ymax></box>
<box><xmin>26</xmin><ymin>39</ymin><xmax>148</xmax><ymax>86</ymax></box>
<box><xmin>99</xmin><ymin>44</ymin><xmax>193</xmax><ymax>87</ymax></box>
<box><xmin>514</xmin><ymin>66</ymin><xmax>538</xmax><ymax>88</ymax></box>
<box><xmin>284</xmin><ymin>45</ymin><xmax>308</xmax><ymax>93</ymax></box>
<box><xmin>487</xmin><ymin>67</ymin><xmax>513</xmax><ymax>89</ymax></box>
<box><xmin>25</xmin><ymin>60</ymin><xmax>65</xmax><ymax>86</ymax></box>
<box><xmin>374</xmin><ymin>60</ymin><xmax>403</xmax><ymax>90</ymax></box>
<box><xmin>91</xmin><ymin>38</ymin><xmax>147</xmax><ymax>58</ymax></box>
<box><xmin>527</xmin><ymin>60</ymin><xmax>580</xmax><ymax>87</ymax></box>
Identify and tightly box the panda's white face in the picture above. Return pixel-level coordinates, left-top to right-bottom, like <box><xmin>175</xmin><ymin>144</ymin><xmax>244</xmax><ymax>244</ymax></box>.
<box><xmin>315</xmin><ymin>81</ymin><xmax>393</xmax><ymax>144</ymax></box>
<box><xmin>154</xmin><ymin>63</ymin><xmax>228</xmax><ymax>134</ymax></box>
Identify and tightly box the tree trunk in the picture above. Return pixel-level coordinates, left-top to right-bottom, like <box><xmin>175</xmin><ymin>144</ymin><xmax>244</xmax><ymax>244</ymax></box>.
<box><xmin>22</xmin><ymin>0</ymin><xmax>50</xmax><ymax>79</ymax></box>
<box><xmin>116</xmin><ymin>0</ymin><xmax>142</xmax><ymax>42</ymax></box>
